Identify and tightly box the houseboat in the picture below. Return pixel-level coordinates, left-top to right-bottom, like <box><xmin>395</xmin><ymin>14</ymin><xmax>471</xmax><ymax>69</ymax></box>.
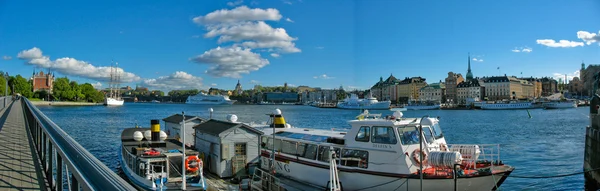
<box><xmin>119</xmin><ymin>120</ymin><xmax>207</xmax><ymax>190</ymax></box>
<box><xmin>253</xmin><ymin>109</ymin><xmax>514</xmax><ymax>190</ymax></box>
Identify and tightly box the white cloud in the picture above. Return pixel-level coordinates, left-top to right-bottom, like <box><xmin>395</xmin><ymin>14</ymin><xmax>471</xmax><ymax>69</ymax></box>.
<box><xmin>313</xmin><ymin>74</ymin><xmax>334</xmax><ymax>79</ymax></box>
<box><xmin>204</xmin><ymin>21</ymin><xmax>300</xmax><ymax>53</ymax></box>
<box><xmin>282</xmin><ymin>0</ymin><xmax>292</xmax><ymax>5</ymax></box>
<box><xmin>191</xmin><ymin>46</ymin><xmax>269</xmax><ymax>78</ymax></box>
<box><xmin>285</xmin><ymin>18</ymin><xmax>294</xmax><ymax>23</ymax></box>
<box><xmin>511</xmin><ymin>47</ymin><xmax>532</xmax><ymax>53</ymax></box>
<box><xmin>17</xmin><ymin>47</ymin><xmax>140</xmax><ymax>83</ymax></box>
<box><xmin>211</xmin><ymin>83</ymin><xmax>217</xmax><ymax>87</ymax></box>
<box><xmin>536</xmin><ymin>39</ymin><xmax>584</xmax><ymax>48</ymax></box>
<box><xmin>142</xmin><ymin>71</ymin><xmax>204</xmax><ymax>90</ymax></box>
<box><xmin>553</xmin><ymin>70</ymin><xmax>581</xmax><ymax>82</ymax></box>
<box><xmin>2</xmin><ymin>55</ymin><xmax>11</xmax><ymax>60</ymax></box>
<box><xmin>227</xmin><ymin>0</ymin><xmax>243</xmax><ymax>7</ymax></box>
<box><xmin>250</xmin><ymin>80</ymin><xmax>260</xmax><ymax>84</ymax></box>
<box><xmin>472</xmin><ymin>58</ymin><xmax>483</xmax><ymax>62</ymax></box>
<box><xmin>91</xmin><ymin>82</ymin><xmax>102</xmax><ymax>89</ymax></box>
<box><xmin>577</xmin><ymin>30</ymin><xmax>600</xmax><ymax>45</ymax></box>
<box><xmin>270</xmin><ymin>53</ymin><xmax>280</xmax><ymax>58</ymax></box>
<box><xmin>192</xmin><ymin>6</ymin><xmax>282</xmax><ymax>24</ymax></box>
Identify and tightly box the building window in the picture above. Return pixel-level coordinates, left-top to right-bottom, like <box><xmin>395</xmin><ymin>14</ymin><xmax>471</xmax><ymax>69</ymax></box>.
<box><xmin>235</xmin><ymin>143</ymin><xmax>247</xmax><ymax>156</ymax></box>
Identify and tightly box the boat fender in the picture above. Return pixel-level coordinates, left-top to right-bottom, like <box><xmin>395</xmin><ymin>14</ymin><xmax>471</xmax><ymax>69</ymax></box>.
<box><xmin>411</xmin><ymin>149</ymin><xmax>428</xmax><ymax>166</ymax></box>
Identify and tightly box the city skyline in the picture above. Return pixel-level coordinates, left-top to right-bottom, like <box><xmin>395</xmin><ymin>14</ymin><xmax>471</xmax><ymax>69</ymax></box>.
<box><xmin>1</xmin><ymin>0</ymin><xmax>599</xmax><ymax>91</ymax></box>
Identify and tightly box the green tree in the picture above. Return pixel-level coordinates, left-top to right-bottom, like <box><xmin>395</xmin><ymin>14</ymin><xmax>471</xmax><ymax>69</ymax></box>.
<box><xmin>33</xmin><ymin>90</ymin><xmax>49</xmax><ymax>100</ymax></box>
<box><xmin>9</xmin><ymin>75</ymin><xmax>33</xmax><ymax>98</ymax></box>
<box><xmin>0</xmin><ymin>76</ymin><xmax>10</xmax><ymax>96</ymax></box>
<box><xmin>53</xmin><ymin>77</ymin><xmax>71</xmax><ymax>101</ymax></box>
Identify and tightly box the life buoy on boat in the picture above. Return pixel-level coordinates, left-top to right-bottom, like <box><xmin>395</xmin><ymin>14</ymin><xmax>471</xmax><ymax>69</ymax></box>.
<box><xmin>411</xmin><ymin>149</ymin><xmax>428</xmax><ymax>166</ymax></box>
<box><xmin>440</xmin><ymin>143</ymin><xmax>448</xmax><ymax>151</ymax></box>
<box><xmin>185</xmin><ymin>155</ymin><xmax>202</xmax><ymax>172</ymax></box>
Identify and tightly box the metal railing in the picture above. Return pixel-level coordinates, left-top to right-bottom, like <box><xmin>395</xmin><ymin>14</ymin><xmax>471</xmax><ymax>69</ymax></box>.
<box><xmin>0</xmin><ymin>96</ymin><xmax>9</xmax><ymax>110</ymax></box>
<box><xmin>21</xmin><ymin>98</ymin><xmax>136</xmax><ymax>191</ymax></box>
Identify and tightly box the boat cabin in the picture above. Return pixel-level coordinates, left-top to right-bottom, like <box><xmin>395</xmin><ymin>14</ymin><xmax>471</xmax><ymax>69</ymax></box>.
<box><xmin>162</xmin><ymin>114</ymin><xmax>206</xmax><ymax>146</ymax></box>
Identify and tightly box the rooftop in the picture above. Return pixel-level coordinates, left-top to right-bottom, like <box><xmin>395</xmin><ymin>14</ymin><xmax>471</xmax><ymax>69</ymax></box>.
<box><xmin>193</xmin><ymin>119</ymin><xmax>263</xmax><ymax>136</ymax></box>
<box><xmin>162</xmin><ymin>114</ymin><xmax>205</xmax><ymax>124</ymax></box>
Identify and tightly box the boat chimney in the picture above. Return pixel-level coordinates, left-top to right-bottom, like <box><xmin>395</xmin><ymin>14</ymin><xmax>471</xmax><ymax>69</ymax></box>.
<box><xmin>151</xmin><ymin>119</ymin><xmax>160</xmax><ymax>142</ymax></box>
<box><xmin>270</xmin><ymin>109</ymin><xmax>286</xmax><ymax>128</ymax></box>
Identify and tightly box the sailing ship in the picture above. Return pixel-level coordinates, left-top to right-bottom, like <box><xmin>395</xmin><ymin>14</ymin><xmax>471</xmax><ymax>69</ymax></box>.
<box><xmin>104</xmin><ymin>61</ymin><xmax>124</xmax><ymax>106</ymax></box>
<box><xmin>119</xmin><ymin>120</ymin><xmax>207</xmax><ymax>190</ymax></box>
<box><xmin>251</xmin><ymin>109</ymin><xmax>513</xmax><ymax>190</ymax></box>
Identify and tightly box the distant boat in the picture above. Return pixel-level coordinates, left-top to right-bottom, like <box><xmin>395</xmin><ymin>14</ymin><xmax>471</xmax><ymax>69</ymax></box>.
<box><xmin>185</xmin><ymin>93</ymin><xmax>235</xmax><ymax>105</ymax></box>
<box><xmin>480</xmin><ymin>100</ymin><xmax>534</xmax><ymax>110</ymax></box>
<box><xmin>543</xmin><ymin>100</ymin><xmax>577</xmax><ymax>109</ymax></box>
<box><xmin>104</xmin><ymin>61</ymin><xmax>124</xmax><ymax>106</ymax></box>
<box><xmin>337</xmin><ymin>93</ymin><xmax>391</xmax><ymax>110</ymax></box>
<box><xmin>405</xmin><ymin>98</ymin><xmax>440</xmax><ymax>110</ymax></box>
<box><xmin>151</xmin><ymin>100</ymin><xmax>160</xmax><ymax>103</ymax></box>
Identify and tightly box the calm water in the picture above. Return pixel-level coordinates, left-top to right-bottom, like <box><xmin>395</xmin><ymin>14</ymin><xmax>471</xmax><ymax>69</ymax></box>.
<box><xmin>38</xmin><ymin>103</ymin><xmax>589</xmax><ymax>190</ymax></box>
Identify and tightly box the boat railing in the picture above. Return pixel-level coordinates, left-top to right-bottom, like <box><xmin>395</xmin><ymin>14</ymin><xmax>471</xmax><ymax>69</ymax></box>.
<box><xmin>250</xmin><ymin>168</ymin><xmax>287</xmax><ymax>191</ymax></box>
<box><xmin>446</xmin><ymin>144</ymin><xmax>501</xmax><ymax>170</ymax></box>
<box><xmin>20</xmin><ymin>98</ymin><xmax>136</xmax><ymax>191</ymax></box>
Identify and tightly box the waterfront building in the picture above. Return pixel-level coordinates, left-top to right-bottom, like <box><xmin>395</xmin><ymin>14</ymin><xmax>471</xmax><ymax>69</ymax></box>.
<box><xmin>264</xmin><ymin>92</ymin><xmax>299</xmax><ymax>103</ymax></box>
<box><xmin>397</xmin><ymin>77</ymin><xmax>427</xmax><ymax>104</ymax></box>
<box><xmin>370</xmin><ymin>74</ymin><xmax>400</xmax><ymax>103</ymax></box>
<box><xmin>193</xmin><ymin>118</ymin><xmax>263</xmax><ymax>178</ymax></box>
<box><xmin>581</xmin><ymin>61</ymin><xmax>600</xmax><ymax>96</ymax></box>
<box><xmin>540</xmin><ymin>77</ymin><xmax>558</xmax><ymax>96</ymax></box>
<box><xmin>445</xmin><ymin>72</ymin><xmax>464</xmax><ymax>104</ymax></box>
<box><xmin>519</xmin><ymin>77</ymin><xmax>542</xmax><ymax>98</ymax></box>
<box><xmin>568</xmin><ymin>77</ymin><xmax>583</xmax><ymax>96</ymax></box>
<box><xmin>457</xmin><ymin>79</ymin><xmax>484</xmax><ymax>105</ymax></box>
<box><xmin>307</xmin><ymin>88</ymin><xmax>338</xmax><ymax>103</ymax></box>
<box><xmin>162</xmin><ymin>114</ymin><xmax>206</xmax><ymax>146</ymax></box>
<box><xmin>484</xmin><ymin>75</ymin><xmax>534</xmax><ymax>101</ymax></box>
<box><xmin>418</xmin><ymin>81</ymin><xmax>445</xmax><ymax>102</ymax></box>
<box><xmin>234</xmin><ymin>80</ymin><xmax>243</xmax><ymax>96</ymax></box>
<box><xmin>31</xmin><ymin>70</ymin><xmax>54</xmax><ymax>93</ymax></box>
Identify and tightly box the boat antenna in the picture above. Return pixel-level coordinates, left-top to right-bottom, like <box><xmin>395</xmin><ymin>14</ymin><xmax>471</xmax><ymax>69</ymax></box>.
<box><xmin>181</xmin><ymin>111</ymin><xmax>187</xmax><ymax>190</ymax></box>
<box><xmin>418</xmin><ymin>115</ymin><xmax>428</xmax><ymax>191</ymax></box>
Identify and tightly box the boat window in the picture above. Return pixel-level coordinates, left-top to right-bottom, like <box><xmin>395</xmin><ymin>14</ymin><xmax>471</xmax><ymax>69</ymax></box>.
<box><xmin>317</xmin><ymin>146</ymin><xmax>341</xmax><ymax>163</ymax></box>
<box><xmin>431</xmin><ymin>123</ymin><xmax>444</xmax><ymax>139</ymax></box>
<box><xmin>371</xmin><ymin>126</ymin><xmax>397</xmax><ymax>144</ymax></box>
<box><xmin>423</xmin><ymin>127</ymin><xmax>434</xmax><ymax>143</ymax></box>
<box><xmin>261</xmin><ymin>136</ymin><xmax>268</xmax><ymax>149</ymax></box>
<box><xmin>397</xmin><ymin>127</ymin><xmax>420</xmax><ymax>145</ymax></box>
<box><xmin>340</xmin><ymin>149</ymin><xmax>368</xmax><ymax>169</ymax></box>
<box><xmin>299</xmin><ymin>143</ymin><xmax>318</xmax><ymax>160</ymax></box>
<box><xmin>355</xmin><ymin>126</ymin><xmax>370</xmax><ymax>142</ymax></box>
<box><xmin>280</xmin><ymin>140</ymin><xmax>297</xmax><ymax>155</ymax></box>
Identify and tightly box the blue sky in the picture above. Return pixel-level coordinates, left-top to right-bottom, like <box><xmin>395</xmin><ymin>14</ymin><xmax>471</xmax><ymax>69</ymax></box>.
<box><xmin>1</xmin><ymin>0</ymin><xmax>599</xmax><ymax>92</ymax></box>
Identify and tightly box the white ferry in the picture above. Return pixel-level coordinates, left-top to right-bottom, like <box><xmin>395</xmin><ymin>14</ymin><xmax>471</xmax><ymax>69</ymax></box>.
<box><xmin>480</xmin><ymin>101</ymin><xmax>534</xmax><ymax>110</ymax></box>
<box><xmin>337</xmin><ymin>93</ymin><xmax>391</xmax><ymax>110</ymax></box>
<box><xmin>252</xmin><ymin>110</ymin><xmax>514</xmax><ymax>190</ymax></box>
<box><xmin>543</xmin><ymin>100</ymin><xmax>577</xmax><ymax>109</ymax></box>
<box><xmin>186</xmin><ymin>93</ymin><xmax>236</xmax><ymax>105</ymax></box>
<box><xmin>119</xmin><ymin>120</ymin><xmax>207</xmax><ymax>190</ymax></box>
<box><xmin>405</xmin><ymin>103</ymin><xmax>441</xmax><ymax>110</ymax></box>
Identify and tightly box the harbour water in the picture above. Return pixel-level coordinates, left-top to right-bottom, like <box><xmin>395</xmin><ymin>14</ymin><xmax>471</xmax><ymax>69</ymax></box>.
<box><xmin>38</xmin><ymin>103</ymin><xmax>589</xmax><ymax>190</ymax></box>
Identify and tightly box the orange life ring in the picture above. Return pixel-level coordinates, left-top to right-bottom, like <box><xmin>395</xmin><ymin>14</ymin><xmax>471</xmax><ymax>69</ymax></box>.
<box><xmin>185</xmin><ymin>156</ymin><xmax>202</xmax><ymax>172</ymax></box>
<box><xmin>440</xmin><ymin>143</ymin><xmax>448</xmax><ymax>151</ymax></box>
<box><xmin>411</xmin><ymin>149</ymin><xmax>428</xmax><ymax>166</ymax></box>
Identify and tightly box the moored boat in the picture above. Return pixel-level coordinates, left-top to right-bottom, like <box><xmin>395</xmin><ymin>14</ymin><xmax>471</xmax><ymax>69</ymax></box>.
<box><xmin>337</xmin><ymin>93</ymin><xmax>391</xmax><ymax>110</ymax></box>
<box><xmin>481</xmin><ymin>100</ymin><xmax>534</xmax><ymax>110</ymax></box>
<box><xmin>252</xmin><ymin>109</ymin><xmax>514</xmax><ymax>190</ymax></box>
<box><xmin>543</xmin><ymin>100</ymin><xmax>577</xmax><ymax>109</ymax></box>
<box><xmin>119</xmin><ymin>120</ymin><xmax>207</xmax><ymax>190</ymax></box>
<box><xmin>186</xmin><ymin>93</ymin><xmax>235</xmax><ymax>105</ymax></box>
<box><xmin>405</xmin><ymin>103</ymin><xmax>441</xmax><ymax>110</ymax></box>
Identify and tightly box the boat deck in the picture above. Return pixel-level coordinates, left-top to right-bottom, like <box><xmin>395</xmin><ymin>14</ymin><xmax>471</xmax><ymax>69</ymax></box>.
<box><xmin>0</xmin><ymin>100</ymin><xmax>46</xmax><ymax>190</ymax></box>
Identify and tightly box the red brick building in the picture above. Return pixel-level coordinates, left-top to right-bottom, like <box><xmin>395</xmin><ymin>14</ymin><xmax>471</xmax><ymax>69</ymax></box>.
<box><xmin>31</xmin><ymin>71</ymin><xmax>54</xmax><ymax>93</ymax></box>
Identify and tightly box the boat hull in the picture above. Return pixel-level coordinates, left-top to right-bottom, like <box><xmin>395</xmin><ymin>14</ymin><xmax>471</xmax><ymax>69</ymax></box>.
<box><xmin>405</xmin><ymin>105</ymin><xmax>441</xmax><ymax>110</ymax></box>
<box><xmin>480</xmin><ymin>102</ymin><xmax>533</xmax><ymax>110</ymax></box>
<box><xmin>104</xmin><ymin>98</ymin><xmax>124</xmax><ymax>106</ymax></box>
<box><xmin>259</xmin><ymin>156</ymin><xmax>512</xmax><ymax>191</ymax></box>
<box><xmin>543</xmin><ymin>102</ymin><xmax>577</xmax><ymax>109</ymax></box>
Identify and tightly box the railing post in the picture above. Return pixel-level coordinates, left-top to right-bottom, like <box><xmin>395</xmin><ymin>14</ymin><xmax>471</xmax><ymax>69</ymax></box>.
<box><xmin>47</xmin><ymin>142</ymin><xmax>54</xmax><ymax>188</ymax></box>
<box><xmin>57</xmin><ymin>154</ymin><xmax>63</xmax><ymax>191</ymax></box>
<box><xmin>42</xmin><ymin>133</ymin><xmax>46</xmax><ymax>170</ymax></box>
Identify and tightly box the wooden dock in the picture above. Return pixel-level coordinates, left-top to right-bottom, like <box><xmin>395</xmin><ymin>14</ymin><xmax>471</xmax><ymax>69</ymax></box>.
<box><xmin>0</xmin><ymin>100</ymin><xmax>47</xmax><ymax>190</ymax></box>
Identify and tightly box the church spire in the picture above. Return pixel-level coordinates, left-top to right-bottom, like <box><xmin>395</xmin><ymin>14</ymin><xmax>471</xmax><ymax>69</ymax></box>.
<box><xmin>466</xmin><ymin>52</ymin><xmax>473</xmax><ymax>80</ymax></box>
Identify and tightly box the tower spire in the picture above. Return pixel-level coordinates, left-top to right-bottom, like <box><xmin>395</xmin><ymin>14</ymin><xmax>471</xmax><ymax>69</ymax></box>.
<box><xmin>466</xmin><ymin>52</ymin><xmax>473</xmax><ymax>80</ymax></box>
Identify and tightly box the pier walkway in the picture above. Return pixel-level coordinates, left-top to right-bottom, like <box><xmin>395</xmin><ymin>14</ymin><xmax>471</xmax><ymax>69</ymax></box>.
<box><xmin>0</xmin><ymin>98</ymin><xmax>45</xmax><ymax>190</ymax></box>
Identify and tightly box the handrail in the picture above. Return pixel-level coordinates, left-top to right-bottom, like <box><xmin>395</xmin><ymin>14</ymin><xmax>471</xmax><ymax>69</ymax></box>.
<box><xmin>21</xmin><ymin>98</ymin><xmax>136</xmax><ymax>191</ymax></box>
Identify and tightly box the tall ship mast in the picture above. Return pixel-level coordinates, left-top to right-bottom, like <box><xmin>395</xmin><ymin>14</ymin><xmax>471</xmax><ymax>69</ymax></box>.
<box><xmin>104</xmin><ymin>60</ymin><xmax>125</xmax><ymax>106</ymax></box>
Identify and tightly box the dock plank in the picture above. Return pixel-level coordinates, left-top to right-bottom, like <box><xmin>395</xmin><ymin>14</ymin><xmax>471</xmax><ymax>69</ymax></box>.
<box><xmin>0</xmin><ymin>100</ymin><xmax>45</xmax><ymax>190</ymax></box>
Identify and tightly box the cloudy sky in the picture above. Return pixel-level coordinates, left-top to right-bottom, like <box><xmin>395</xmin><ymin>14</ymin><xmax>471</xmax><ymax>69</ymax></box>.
<box><xmin>0</xmin><ymin>0</ymin><xmax>599</xmax><ymax>92</ymax></box>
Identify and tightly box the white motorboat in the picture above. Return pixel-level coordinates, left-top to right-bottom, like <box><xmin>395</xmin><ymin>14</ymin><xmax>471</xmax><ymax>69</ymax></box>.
<box><xmin>337</xmin><ymin>93</ymin><xmax>391</xmax><ymax>110</ymax></box>
<box><xmin>185</xmin><ymin>93</ymin><xmax>236</xmax><ymax>105</ymax></box>
<box><xmin>543</xmin><ymin>100</ymin><xmax>577</xmax><ymax>109</ymax></box>
<box><xmin>119</xmin><ymin>120</ymin><xmax>207</xmax><ymax>190</ymax></box>
<box><xmin>480</xmin><ymin>101</ymin><xmax>534</xmax><ymax>110</ymax></box>
<box><xmin>251</xmin><ymin>109</ymin><xmax>513</xmax><ymax>191</ymax></box>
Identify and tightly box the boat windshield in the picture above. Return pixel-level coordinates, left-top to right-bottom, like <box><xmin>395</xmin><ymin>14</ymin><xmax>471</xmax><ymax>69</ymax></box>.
<box><xmin>397</xmin><ymin>126</ymin><xmax>433</xmax><ymax>145</ymax></box>
<box><xmin>430</xmin><ymin>123</ymin><xmax>444</xmax><ymax>139</ymax></box>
